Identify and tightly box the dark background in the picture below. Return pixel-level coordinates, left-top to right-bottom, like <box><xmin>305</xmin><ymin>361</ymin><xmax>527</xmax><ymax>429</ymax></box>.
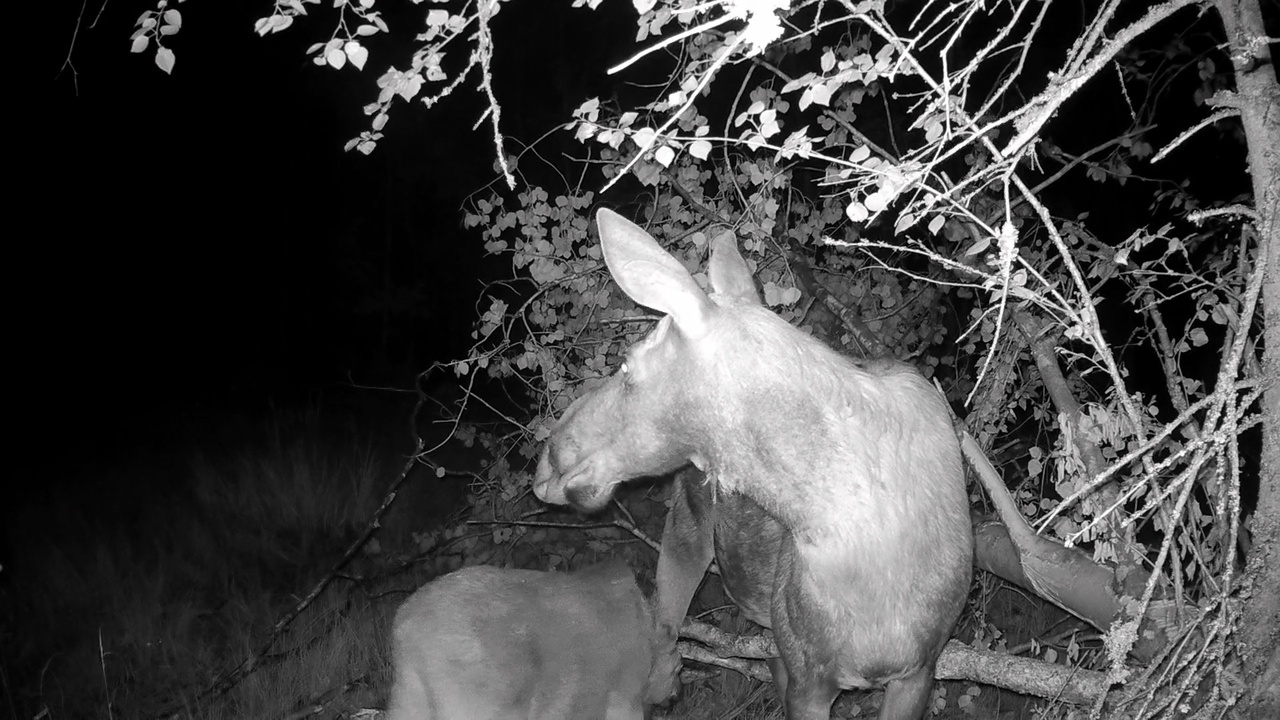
<box><xmin>19</xmin><ymin>1</ymin><xmax>638</xmax><ymax>471</ymax></box>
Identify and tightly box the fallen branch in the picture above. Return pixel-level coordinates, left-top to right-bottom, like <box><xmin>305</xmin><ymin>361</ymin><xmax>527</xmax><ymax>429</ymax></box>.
<box><xmin>677</xmin><ymin>619</ymin><xmax>1110</xmax><ymax>706</ymax></box>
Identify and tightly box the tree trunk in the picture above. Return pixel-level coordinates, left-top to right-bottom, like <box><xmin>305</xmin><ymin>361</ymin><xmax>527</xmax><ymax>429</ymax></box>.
<box><xmin>1212</xmin><ymin>0</ymin><xmax>1280</xmax><ymax>715</ymax></box>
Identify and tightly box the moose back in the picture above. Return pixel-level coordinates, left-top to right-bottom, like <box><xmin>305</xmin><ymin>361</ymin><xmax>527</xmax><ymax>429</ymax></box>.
<box><xmin>533</xmin><ymin>210</ymin><xmax>973</xmax><ymax>720</ymax></box>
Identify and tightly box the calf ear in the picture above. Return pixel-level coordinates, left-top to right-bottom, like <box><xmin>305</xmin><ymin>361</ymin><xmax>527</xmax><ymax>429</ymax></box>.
<box><xmin>598</xmin><ymin>209</ymin><xmax>714</xmax><ymax>337</ymax></box>
<box><xmin>707</xmin><ymin>229</ymin><xmax>761</xmax><ymax>305</ymax></box>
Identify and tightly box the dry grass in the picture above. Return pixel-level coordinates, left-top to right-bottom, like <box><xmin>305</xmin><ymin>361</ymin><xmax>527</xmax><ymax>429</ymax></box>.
<box><xmin>1</xmin><ymin>405</ymin><xmax>402</xmax><ymax>720</ymax></box>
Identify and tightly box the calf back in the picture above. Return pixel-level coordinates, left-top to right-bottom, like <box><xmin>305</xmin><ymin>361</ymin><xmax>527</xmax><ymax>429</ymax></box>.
<box><xmin>385</xmin><ymin>562</ymin><xmax>676</xmax><ymax>720</ymax></box>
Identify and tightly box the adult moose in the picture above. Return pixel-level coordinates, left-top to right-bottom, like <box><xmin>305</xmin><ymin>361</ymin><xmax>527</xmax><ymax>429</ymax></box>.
<box><xmin>534</xmin><ymin>209</ymin><xmax>973</xmax><ymax>720</ymax></box>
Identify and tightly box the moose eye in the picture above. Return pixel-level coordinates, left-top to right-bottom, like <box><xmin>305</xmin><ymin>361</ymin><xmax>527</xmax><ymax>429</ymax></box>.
<box><xmin>618</xmin><ymin>361</ymin><xmax>638</xmax><ymax>389</ymax></box>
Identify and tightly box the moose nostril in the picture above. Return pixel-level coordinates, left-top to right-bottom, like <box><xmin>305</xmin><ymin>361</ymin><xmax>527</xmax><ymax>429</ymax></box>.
<box><xmin>565</xmin><ymin>481</ymin><xmax>611</xmax><ymax>514</ymax></box>
<box><xmin>564</xmin><ymin>483</ymin><xmax>591</xmax><ymax>511</ymax></box>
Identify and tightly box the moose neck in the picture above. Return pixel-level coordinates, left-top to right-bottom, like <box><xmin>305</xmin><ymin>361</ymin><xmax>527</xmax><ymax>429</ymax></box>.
<box><xmin>695</xmin><ymin>308</ymin><xmax>905</xmax><ymax>540</ymax></box>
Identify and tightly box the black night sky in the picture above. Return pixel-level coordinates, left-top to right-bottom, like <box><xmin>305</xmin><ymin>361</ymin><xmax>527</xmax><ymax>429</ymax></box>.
<box><xmin>20</xmin><ymin>1</ymin><xmax>636</xmax><ymax>468</ymax></box>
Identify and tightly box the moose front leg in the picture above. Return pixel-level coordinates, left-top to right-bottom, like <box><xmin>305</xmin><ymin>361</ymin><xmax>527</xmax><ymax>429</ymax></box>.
<box><xmin>653</xmin><ymin>467</ymin><xmax>715</xmax><ymax>658</ymax></box>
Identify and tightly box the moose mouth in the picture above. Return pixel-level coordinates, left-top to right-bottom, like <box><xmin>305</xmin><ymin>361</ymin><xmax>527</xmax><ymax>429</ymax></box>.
<box><xmin>532</xmin><ymin>446</ymin><xmax>622</xmax><ymax>513</ymax></box>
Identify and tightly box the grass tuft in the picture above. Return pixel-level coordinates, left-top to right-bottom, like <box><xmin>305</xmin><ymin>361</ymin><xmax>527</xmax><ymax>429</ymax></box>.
<box><xmin>2</xmin><ymin>403</ymin><xmax>408</xmax><ymax>719</ymax></box>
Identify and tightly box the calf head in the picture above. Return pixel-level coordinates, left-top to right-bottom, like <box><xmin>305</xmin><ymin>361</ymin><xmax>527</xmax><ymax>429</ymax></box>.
<box><xmin>532</xmin><ymin>209</ymin><xmax>761</xmax><ymax>512</ymax></box>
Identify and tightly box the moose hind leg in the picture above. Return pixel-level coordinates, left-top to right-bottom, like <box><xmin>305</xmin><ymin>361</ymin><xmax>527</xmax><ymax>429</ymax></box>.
<box><xmin>877</xmin><ymin>664</ymin><xmax>935</xmax><ymax>720</ymax></box>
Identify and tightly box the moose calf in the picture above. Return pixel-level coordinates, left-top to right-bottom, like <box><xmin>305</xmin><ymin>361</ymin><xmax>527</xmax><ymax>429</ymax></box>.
<box><xmin>384</xmin><ymin>561</ymin><xmax>680</xmax><ymax>720</ymax></box>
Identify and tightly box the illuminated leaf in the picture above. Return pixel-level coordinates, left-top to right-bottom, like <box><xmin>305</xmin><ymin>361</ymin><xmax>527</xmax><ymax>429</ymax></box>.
<box><xmin>344</xmin><ymin>40</ymin><xmax>368</xmax><ymax>70</ymax></box>
<box><xmin>155</xmin><ymin>47</ymin><xmax>175</xmax><ymax>74</ymax></box>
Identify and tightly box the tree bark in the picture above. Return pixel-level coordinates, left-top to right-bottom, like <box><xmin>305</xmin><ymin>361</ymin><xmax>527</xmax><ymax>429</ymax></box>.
<box><xmin>1024</xmin><ymin>326</ymin><xmax>1139</xmax><ymax>560</ymax></box>
<box><xmin>1211</xmin><ymin>0</ymin><xmax>1280</xmax><ymax>715</ymax></box>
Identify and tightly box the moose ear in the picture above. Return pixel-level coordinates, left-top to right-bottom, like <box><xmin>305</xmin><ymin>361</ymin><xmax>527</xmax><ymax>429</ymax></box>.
<box><xmin>707</xmin><ymin>230</ymin><xmax>762</xmax><ymax>305</ymax></box>
<box><xmin>597</xmin><ymin>209</ymin><xmax>714</xmax><ymax>336</ymax></box>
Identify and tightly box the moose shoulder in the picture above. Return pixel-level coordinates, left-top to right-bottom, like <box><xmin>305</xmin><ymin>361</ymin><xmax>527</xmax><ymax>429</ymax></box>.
<box><xmin>534</xmin><ymin>209</ymin><xmax>973</xmax><ymax>720</ymax></box>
